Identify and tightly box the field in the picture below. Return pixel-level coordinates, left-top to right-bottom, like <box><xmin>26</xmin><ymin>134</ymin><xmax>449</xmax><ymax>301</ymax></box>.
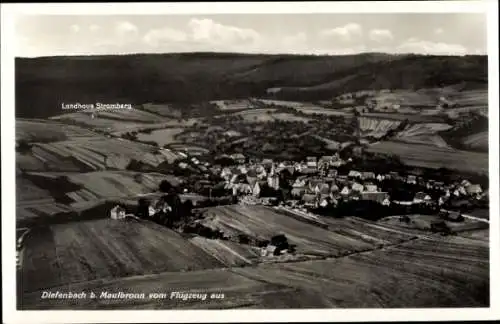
<box><xmin>167</xmin><ymin>144</ymin><xmax>210</xmax><ymax>156</ymax></box>
<box><xmin>141</xmin><ymin>103</ymin><xmax>183</xmax><ymax>117</ymax></box>
<box><xmin>51</xmin><ymin>110</ymin><xmax>199</xmax><ymax>135</ymax></box>
<box><xmin>233</xmin><ymin>234</ymin><xmax>488</xmax><ymax>308</ymax></box>
<box><xmin>447</xmin><ymin>89</ymin><xmax>488</xmax><ymax>107</ymax></box>
<box><xmin>211</xmin><ymin>99</ymin><xmax>256</xmax><ymax>111</ymax></box>
<box><xmin>20</xmin><ymin>229</ymin><xmax>489</xmax><ymax>309</ymax></box>
<box><xmin>17</xmin><ymin>137</ymin><xmax>170</xmax><ymax>172</ymax></box>
<box><xmin>372</xmin><ymin>89</ymin><xmax>438</xmax><ymax>107</ymax></box>
<box><xmin>395</xmin><ymin>123</ymin><xmax>452</xmax><ymax>147</ymax></box>
<box><xmin>295</xmin><ymin>106</ymin><xmax>352</xmax><ymax>116</ymax></box>
<box><xmin>378</xmin><ymin>214</ymin><xmax>488</xmax><ymax>233</ymax></box>
<box><xmin>361</xmin><ymin>112</ymin><xmax>444</xmax><ymax>123</ymax></box>
<box><xmin>136</xmin><ymin>127</ymin><xmax>184</xmax><ymax>147</ymax></box>
<box><xmin>367</xmin><ymin>141</ymin><xmax>488</xmax><ymax>173</ymax></box>
<box><xmin>462</xmin><ymin>131</ymin><xmax>488</xmax><ymax>151</ymax></box>
<box><xmin>16</xmin><ymin>119</ymin><xmax>98</xmax><ymax>143</ymax></box>
<box><xmin>224</xmin><ymin>109</ymin><xmax>310</xmax><ymax>122</ymax></box>
<box><xmin>199</xmin><ymin>205</ymin><xmax>419</xmax><ymax>257</ymax></box>
<box><xmin>25</xmin><ymin>171</ymin><xmax>180</xmax><ymax>208</ymax></box>
<box><xmin>256</xmin><ymin>99</ymin><xmax>305</xmax><ymax>108</ymax></box>
<box><xmin>20</xmin><ymin>218</ymin><xmax>224</xmax><ymax>293</ymax></box>
<box><xmin>358</xmin><ymin>117</ymin><xmax>401</xmax><ymax>138</ymax></box>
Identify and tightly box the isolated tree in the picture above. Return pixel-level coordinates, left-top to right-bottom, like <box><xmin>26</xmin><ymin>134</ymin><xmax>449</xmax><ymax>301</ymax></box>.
<box><xmin>159</xmin><ymin>180</ymin><xmax>173</xmax><ymax>193</ymax></box>
<box><xmin>136</xmin><ymin>198</ymin><xmax>150</xmax><ymax>219</ymax></box>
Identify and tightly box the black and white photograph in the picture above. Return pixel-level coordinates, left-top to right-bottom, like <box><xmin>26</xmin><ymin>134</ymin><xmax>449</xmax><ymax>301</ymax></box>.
<box><xmin>2</xmin><ymin>1</ymin><xmax>499</xmax><ymax>323</ymax></box>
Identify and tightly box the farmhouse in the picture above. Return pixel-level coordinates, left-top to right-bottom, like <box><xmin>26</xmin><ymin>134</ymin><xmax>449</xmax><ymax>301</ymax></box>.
<box><xmin>230</xmin><ymin>153</ymin><xmax>246</xmax><ymax>164</ymax></box>
<box><xmin>340</xmin><ymin>186</ymin><xmax>351</xmax><ymax>196</ymax></box>
<box><xmin>306</xmin><ymin>156</ymin><xmax>317</xmax><ymax>168</ymax></box>
<box><xmin>300</xmin><ymin>167</ymin><xmax>318</xmax><ymax>175</ymax></box>
<box><xmin>348</xmin><ymin>170</ymin><xmax>362</xmax><ymax>179</ymax></box>
<box><xmin>267</xmin><ymin>175</ymin><xmax>280</xmax><ymax>190</ymax></box>
<box><xmin>352</xmin><ymin>182</ymin><xmax>364</xmax><ymax>192</ymax></box>
<box><xmin>291</xmin><ymin>187</ymin><xmax>306</xmax><ymax>198</ymax></box>
<box><xmin>327</xmin><ymin>169</ymin><xmax>338</xmax><ymax>178</ymax></box>
<box><xmin>407</xmin><ymin>175</ymin><xmax>417</xmax><ymax>185</ymax></box>
<box><xmin>364</xmin><ymin>184</ymin><xmax>378</xmax><ymax>192</ymax></box>
<box><xmin>361</xmin><ymin>172</ymin><xmax>376</xmax><ymax>180</ymax></box>
<box><xmin>413</xmin><ymin>192</ymin><xmax>432</xmax><ymax>204</ymax></box>
<box><xmin>466</xmin><ymin>184</ymin><xmax>483</xmax><ymax>195</ymax></box>
<box><xmin>302</xmin><ymin>193</ymin><xmax>318</xmax><ymax>207</ymax></box>
<box><xmin>110</xmin><ymin>205</ymin><xmax>126</xmax><ymax>220</ymax></box>
<box><xmin>252</xmin><ymin>182</ymin><xmax>261</xmax><ymax>197</ymax></box>
<box><xmin>360</xmin><ymin>192</ymin><xmax>389</xmax><ymax>204</ymax></box>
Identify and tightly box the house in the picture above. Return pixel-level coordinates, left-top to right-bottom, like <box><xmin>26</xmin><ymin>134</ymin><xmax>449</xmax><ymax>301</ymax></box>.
<box><xmin>318</xmin><ymin>183</ymin><xmax>330</xmax><ymax>195</ymax></box>
<box><xmin>306</xmin><ymin>156</ymin><xmax>317</xmax><ymax>168</ymax></box>
<box><xmin>376</xmin><ymin>174</ymin><xmax>385</xmax><ymax>182</ymax></box>
<box><xmin>302</xmin><ymin>193</ymin><xmax>318</xmax><ymax>207</ymax></box>
<box><xmin>364</xmin><ymin>184</ymin><xmax>378</xmax><ymax>192</ymax></box>
<box><xmin>407</xmin><ymin>175</ymin><xmax>417</xmax><ymax>184</ymax></box>
<box><xmin>466</xmin><ymin>184</ymin><xmax>483</xmax><ymax>195</ymax></box>
<box><xmin>300</xmin><ymin>167</ymin><xmax>318</xmax><ymax>175</ymax></box>
<box><xmin>267</xmin><ymin>175</ymin><xmax>280</xmax><ymax>190</ymax></box>
<box><xmin>308</xmin><ymin>179</ymin><xmax>323</xmax><ymax>192</ymax></box>
<box><xmin>340</xmin><ymin>186</ymin><xmax>351</xmax><ymax>196</ymax></box>
<box><xmin>178</xmin><ymin>162</ymin><xmax>189</xmax><ymax>169</ymax></box>
<box><xmin>252</xmin><ymin>182</ymin><xmax>261</xmax><ymax>197</ymax></box>
<box><xmin>291</xmin><ymin>187</ymin><xmax>306</xmax><ymax>198</ymax></box>
<box><xmin>319</xmin><ymin>196</ymin><xmax>330</xmax><ymax>208</ymax></box>
<box><xmin>327</xmin><ymin>169</ymin><xmax>338</xmax><ymax>178</ymax></box>
<box><xmin>246</xmin><ymin>175</ymin><xmax>258</xmax><ymax>189</ymax></box>
<box><xmin>413</xmin><ymin>192</ymin><xmax>432</xmax><ymax>204</ymax></box>
<box><xmin>360</xmin><ymin>192</ymin><xmax>389</xmax><ymax>204</ymax></box>
<box><xmin>361</xmin><ymin>172</ymin><xmax>376</xmax><ymax>180</ymax></box>
<box><xmin>446</xmin><ymin>211</ymin><xmax>465</xmax><ymax>222</ymax></box>
<box><xmin>331</xmin><ymin>160</ymin><xmax>345</xmax><ymax>167</ymax></box>
<box><xmin>461</xmin><ymin>179</ymin><xmax>472</xmax><ymax>188</ymax></box>
<box><xmin>348</xmin><ymin>170</ymin><xmax>362</xmax><ymax>179</ymax></box>
<box><xmin>221</xmin><ymin>167</ymin><xmax>233</xmax><ymax>180</ymax></box>
<box><xmin>110</xmin><ymin>205</ymin><xmax>126</xmax><ymax>220</ymax></box>
<box><xmin>293</xmin><ymin>178</ymin><xmax>307</xmax><ymax>188</ymax></box>
<box><xmin>262</xmin><ymin>158</ymin><xmax>274</xmax><ymax>165</ymax></box>
<box><xmin>239</xmin><ymin>183</ymin><xmax>253</xmax><ymax>195</ymax></box>
<box><xmin>330</xmin><ymin>183</ymin><xmax>340</xmax><ymax>193</ymax></box>
<box><xmin>352</xmin><ymin>182</ymin><xmax>364</xmax><ymax>192</ymax></box>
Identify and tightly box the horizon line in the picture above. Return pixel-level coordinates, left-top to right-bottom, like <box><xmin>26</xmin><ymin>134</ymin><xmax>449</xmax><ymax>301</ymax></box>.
<box><xmin>14</xmin><ymin>50</ymin><xmax>488</xmax><ymax>59</ymax></box>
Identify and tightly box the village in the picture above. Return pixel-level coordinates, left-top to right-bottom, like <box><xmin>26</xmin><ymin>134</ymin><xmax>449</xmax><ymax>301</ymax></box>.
<box><xmin>110</xmin><ymin>146</ymin><xmax>489</xmax><ymax>239</ymax></box>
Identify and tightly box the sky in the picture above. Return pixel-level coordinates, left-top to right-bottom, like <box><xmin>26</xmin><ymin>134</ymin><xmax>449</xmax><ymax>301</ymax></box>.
<box><xmin>15</xmin><ymin>13</ymin><xmax>487</xmax><ymax>57</ymax></box>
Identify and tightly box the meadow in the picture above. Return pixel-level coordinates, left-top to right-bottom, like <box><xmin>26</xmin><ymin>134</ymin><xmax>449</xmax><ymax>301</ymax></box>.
<box><xmin>20</xmin><ymin>226</ymin><xmax>489</xmax><ymax>309</ymax></box>
<box><xmin>367</xmin><ymin>141</ymin><xmax>488</xmax><ymax>174</ymax></box>
<box><xmin>17</xmin><ymin>137</ymin><xmax>171</xmax><ymax>172</ymax></box>
<box><xmin>20</xmin><ymin>218</ymin><xmax>224</xmax><ymax>293</ymax></box>
<box><xmin>136</xmin><ymin>127</ymin><xmax>185</xmax><ymax>147</ymax></box>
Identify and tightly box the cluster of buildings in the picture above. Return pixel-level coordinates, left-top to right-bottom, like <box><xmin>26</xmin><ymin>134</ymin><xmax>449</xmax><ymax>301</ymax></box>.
<box><xmin>207</xmin><ymin>152</ymin><xmax>486</xmax><ymax>211</ymax></box>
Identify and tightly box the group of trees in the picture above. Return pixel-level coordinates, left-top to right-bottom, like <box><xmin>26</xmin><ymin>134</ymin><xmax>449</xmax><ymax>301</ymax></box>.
<box><xmin>313</xmin><ymin>199</ymin><xmax>438</xmax><ymax>221</ymax></box>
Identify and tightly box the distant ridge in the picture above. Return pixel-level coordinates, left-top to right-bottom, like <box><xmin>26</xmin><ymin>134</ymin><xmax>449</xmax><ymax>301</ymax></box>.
<box><xmin>16</xmin><ymin>52</ymin><xmax>487</xmax><ymax>118</ymax></box>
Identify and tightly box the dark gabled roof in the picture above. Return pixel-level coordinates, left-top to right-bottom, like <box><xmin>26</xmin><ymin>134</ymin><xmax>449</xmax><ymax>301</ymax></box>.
<box><xmin>246</xmin><ymin>169</ymin><xmax>258</xmax><ymax>177</ymax></box>
<box><xmin>231</xmin><ymin>153</ymin><xmax>246</xmax><ymax>159</ymax></box>
<box><xmin>414</xmin><ymin>192</ymin><xmax>430</xmax><ymax>200</ymax></box>
<box><xmin>360</xmin><ymin>192</ymin><xmax>388</xmax><ymax>203</ymax></box>
<box><xmin>302</xmin><ymin>193</ymin><xmax>317</xmax><ymax>202</ymax></box>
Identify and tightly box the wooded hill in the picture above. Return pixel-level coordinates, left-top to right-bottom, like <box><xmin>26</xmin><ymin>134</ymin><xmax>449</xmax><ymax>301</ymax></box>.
<box><xmin>16</xmin><ymin>52</ymin><xmax>487</xmax><ymax>118</ymax></box>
